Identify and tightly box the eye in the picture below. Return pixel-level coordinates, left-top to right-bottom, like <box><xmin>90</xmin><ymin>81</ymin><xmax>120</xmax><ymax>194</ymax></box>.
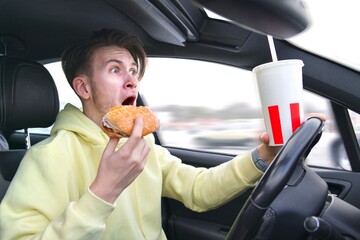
<box><xmin>129</xmin><ymin>68</ymin><xmax>138</xmax><ymax>77</ymax></box>
<box><xmin>110</xmin><ymin>67</ymin><xmax>120</xmax><ymax>74</ymax></box>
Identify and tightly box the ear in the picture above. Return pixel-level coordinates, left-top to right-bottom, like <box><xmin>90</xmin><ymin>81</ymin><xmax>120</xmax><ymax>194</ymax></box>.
<box><xmin>72</xmin><ymin>76</ymin><xmax>91</xmax><ymax>100</ymax></box>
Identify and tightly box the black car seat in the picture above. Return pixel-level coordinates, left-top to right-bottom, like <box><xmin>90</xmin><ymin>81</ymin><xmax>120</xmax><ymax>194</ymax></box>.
<box><xmin>0</xmin><ymin>56</ymin><xmax>59</xmax><ymax>201</ymax></box>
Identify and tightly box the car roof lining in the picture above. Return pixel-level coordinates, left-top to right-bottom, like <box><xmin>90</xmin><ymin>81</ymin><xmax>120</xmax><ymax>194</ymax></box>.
<box><xmin>0</xmin><ymin>0</ymin><xmax>254</xmax><ymax>61</ymax></box>
<box><xmin>106</xmin><ymin>0</ymin><xmax>187</xmax><ymax>46</ymax></box>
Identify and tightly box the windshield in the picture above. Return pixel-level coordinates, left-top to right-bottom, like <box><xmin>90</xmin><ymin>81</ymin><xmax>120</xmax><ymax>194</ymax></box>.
<box><xmin>288</xmin><ymin>0</ymin><xmax>360</xmax><ymax>71</ymax></box>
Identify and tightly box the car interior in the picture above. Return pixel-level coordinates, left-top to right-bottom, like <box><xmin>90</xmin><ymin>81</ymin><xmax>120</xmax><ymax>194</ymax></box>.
<box><xmin>1</xmin><ymin>0</ymin><xmax>360</xmax><ymax>239</ymax></box>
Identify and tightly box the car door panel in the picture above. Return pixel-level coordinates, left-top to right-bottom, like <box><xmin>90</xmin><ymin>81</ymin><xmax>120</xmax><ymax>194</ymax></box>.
<box><xmin>166</xmin><ymin>216</ymin><xmax>229</xmax><ymax>240</ymax></box>
<box><xmin>163</xmin><ymin>147</ymin><xmax>252</xmax><ymax>240</ymax></box>
<box><xmin>316</xmin><ymin>169</ymin><xmax>360</xmax><ymax>209</ymax></box>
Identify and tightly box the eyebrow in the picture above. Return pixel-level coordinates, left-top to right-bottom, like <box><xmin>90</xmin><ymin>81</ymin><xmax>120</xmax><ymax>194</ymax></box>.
<box><xmin>105</xmin><ymin>59</ymin><xmax>138</xmax><ymax>69</ymax></box>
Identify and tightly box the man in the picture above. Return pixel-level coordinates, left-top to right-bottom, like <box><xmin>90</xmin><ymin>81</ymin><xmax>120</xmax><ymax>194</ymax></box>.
<box><xmin>0</xmin><ymin>29</ymin><xmax>280</xmax><ymax>239</ymax></box>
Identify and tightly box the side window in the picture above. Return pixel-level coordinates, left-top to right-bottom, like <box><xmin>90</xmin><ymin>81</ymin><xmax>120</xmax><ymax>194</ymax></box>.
<box><xmin>140</xmin><ymin>58</ymin><xmax>263</xmax><ymax>155</ymax></box>
<box><xmin>45</xmin><ymin>62</ymin><xmax>82</xmax><ymax>110</ymax></box>
<box><xmin>140</xmin><ymin>57</ymin><xmax>349</xmax><ymax>170</ymax></box>
<box><xmin>35</xmin><ymin>58</ymin><xmax>354</xmax><ymax>171</ymax></box>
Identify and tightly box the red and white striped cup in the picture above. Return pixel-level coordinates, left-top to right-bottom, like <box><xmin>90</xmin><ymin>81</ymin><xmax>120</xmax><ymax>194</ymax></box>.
<box><xmin>253</xmin><ymin>59</ymin><xmax>304</xmax><ymax>146</ymax></box>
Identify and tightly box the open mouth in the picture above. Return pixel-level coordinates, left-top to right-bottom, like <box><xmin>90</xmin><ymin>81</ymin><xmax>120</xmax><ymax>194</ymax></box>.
<box><xmin>122</xmin><ymin>96</ymin><xmax>136</xmax><ymax>106</ymax></box>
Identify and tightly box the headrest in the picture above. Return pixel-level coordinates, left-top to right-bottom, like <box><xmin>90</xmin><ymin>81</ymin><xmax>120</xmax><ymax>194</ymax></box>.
<box><xmin>0</xmin><ymin>56</ymin><xmax>59</xmax><ymax>130</ymax></box>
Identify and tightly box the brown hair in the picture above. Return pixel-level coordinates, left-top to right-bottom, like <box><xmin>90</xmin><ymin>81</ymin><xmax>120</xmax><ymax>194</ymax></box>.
<box><xmin>61</xmin><ymin>29</ymin><xmax>147</xmax><ymax>88</ymax></box>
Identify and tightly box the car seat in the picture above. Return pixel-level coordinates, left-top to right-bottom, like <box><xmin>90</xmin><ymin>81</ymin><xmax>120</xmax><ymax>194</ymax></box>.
<box><xmin>0</xmin><ymin>56</ymin><xmax>59</xmax><ymax>201</ymax></box>
<box><xmin>0</xmin><ymin>131</ymin><xmax>9</xmax><ymax>151</ymax></box>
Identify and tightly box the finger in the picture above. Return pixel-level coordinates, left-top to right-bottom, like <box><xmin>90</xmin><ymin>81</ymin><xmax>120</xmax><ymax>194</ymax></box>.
<box><xmin>139</xmin><ymin>141</ymin><xmax>150</xmax><ymax>159</ymax></box>
<box><xmin>130</xmin><ymin>140</ymin><xmax>150</xmax><ymax>170</ymax></box>
<box><xmin>259</xmin><ymin>132</ymin><xmax>269</xmax><ymax>144</ymax></box>
<box><xmin>130</xmin><ymin>116</ymin><xmax>144</xmax><ymax>139</ymax></box>
<box><xmin>103</xmin><ymin>137</ymin><xmax>120</xmax><ymax>159</ymax></box>
<box><xmin>124</xmin><ymin>117</ymin><xmax>145</xmax><ymax>149</ymax></box>
<box><xmin>305</xmin><ymin>113</ymin><xmax>327</xmax><ymax>121</ymax></box>
<box><xmin>132</xmin><ymin>136</ymin><xmax>150</xmax><ymax>158</ymax></box>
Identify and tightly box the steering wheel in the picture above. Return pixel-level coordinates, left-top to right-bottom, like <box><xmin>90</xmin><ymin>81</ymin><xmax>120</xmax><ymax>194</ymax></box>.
<box><xmin>226</xmin><ymin>117</ymin><xmax>324</xmax><ymax>240</ymax></box>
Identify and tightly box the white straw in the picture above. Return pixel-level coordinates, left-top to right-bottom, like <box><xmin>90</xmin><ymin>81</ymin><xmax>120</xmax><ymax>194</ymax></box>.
<box><xmin>267</xmin><ymin>35</ymin><xmax>278</xmax><ymax>62</ymax></box>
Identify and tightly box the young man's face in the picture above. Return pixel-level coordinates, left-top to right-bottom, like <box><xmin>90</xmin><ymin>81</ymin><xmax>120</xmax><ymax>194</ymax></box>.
<box><xmin>89</xmin><ymin>45</ymin><xmax>140</xmax><ymax>115</ymax></box>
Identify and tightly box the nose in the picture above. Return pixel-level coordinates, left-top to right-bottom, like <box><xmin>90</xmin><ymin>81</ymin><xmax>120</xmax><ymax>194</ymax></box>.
<box><xmin>124</xmin><ymin>72</ymin><xmax>138</xmax><ymax>89</ymax></box>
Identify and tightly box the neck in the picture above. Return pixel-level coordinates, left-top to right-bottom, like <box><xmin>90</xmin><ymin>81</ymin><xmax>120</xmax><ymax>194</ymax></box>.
<box><xmin>82</xmin><ymin>103</ymin><xmax>104</xmax><ymax>128</ymax></box>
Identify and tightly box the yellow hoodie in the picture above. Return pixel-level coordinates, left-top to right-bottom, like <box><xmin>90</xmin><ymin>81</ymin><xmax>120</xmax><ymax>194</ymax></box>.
<box><xmin>0</xmin><ymin>104</ymin><xmax>262</xmax><ymax>240</ymax></box>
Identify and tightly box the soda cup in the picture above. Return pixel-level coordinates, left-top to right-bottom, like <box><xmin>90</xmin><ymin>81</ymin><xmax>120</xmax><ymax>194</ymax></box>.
<box><xmin>253</xmin><ymin>59</ymin><xmax>304</xmax><ymax>146</ymax></box>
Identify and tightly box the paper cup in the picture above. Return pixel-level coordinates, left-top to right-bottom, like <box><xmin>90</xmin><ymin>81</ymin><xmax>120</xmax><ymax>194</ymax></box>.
<box><xmin>253</xmin><ymin>59</ymin><xmax>304</xmax><ymax>146</ymax></box>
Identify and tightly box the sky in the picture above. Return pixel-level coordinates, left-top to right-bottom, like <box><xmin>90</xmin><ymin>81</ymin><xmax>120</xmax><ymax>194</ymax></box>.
<box><xmin>288</xmin><ymin>0</ymin><xmax>360</xmax><ymax>70</ymax></box>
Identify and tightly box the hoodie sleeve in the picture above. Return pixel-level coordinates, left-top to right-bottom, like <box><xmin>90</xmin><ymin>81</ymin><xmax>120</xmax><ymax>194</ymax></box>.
<box><xmin>158</xmin><ymin>146</ymin><xmax>263</xmax><ymax>212</ymax></box>
<box><xmin>0</xmin><ymin>146</ymin><xmax>115</xmax><ymax>240</ymax></box>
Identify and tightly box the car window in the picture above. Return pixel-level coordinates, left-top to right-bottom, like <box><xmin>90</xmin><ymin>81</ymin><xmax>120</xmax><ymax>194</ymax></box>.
<box><xmin>140</xmin><ymin>58</ymin><xmax>350</xmax><ymax>170</ymax></box>
<box><xmin>45</xmin><ymin>62</ymin><xmax>82</xmax><ymax>109</ymax></box>
<box><xmin>34</xmin><ymin>59</ymin><xmax>353</xmax><ymax>171</ymax></box>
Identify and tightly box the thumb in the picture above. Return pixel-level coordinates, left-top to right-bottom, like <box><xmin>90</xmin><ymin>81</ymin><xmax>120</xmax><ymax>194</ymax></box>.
<box><xmin>259</xmin><ymin>132</ymin><xmax>270</xmax><ymax>145</ymax></box>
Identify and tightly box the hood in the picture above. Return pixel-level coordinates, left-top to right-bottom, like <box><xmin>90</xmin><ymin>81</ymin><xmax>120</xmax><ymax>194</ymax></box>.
<box><xmin>51</xmin><ymin>103</ymin><xmax>109</xmax><ymax>146</ymax></box>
